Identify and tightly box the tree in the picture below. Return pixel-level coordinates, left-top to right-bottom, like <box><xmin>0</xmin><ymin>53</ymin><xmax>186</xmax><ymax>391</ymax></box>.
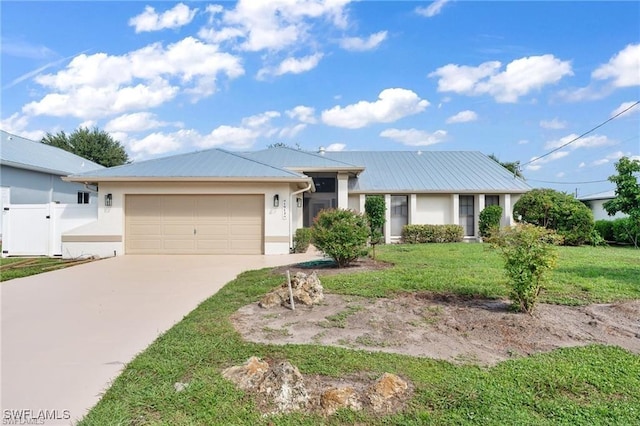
<box><xmin>41</xmin><ymin>127</ymin><xmax>129</xmax><ymax>167</ymax></box>
<box><xmin>365</xmin><ymin>195</ymin><xmax>386</xmax><ymax>259</ymax></box>
<box><xmin>311</xmin><ymin>209</ymin><xmax>369</xmax><ymax>267</ymax></box>
<box><xmin>513</xmin><ymin>188</ymin><xmax>594</xmax><ymax>245</ymax></box>
<box><xmin>488</xmin><ymin>154</ymin><xmax>524</xmax><ymax>179</ymax></box>
<box><xmin>603</xmin><ymin>157</ymin><xmax>640</xmax><ymax>248</ymax></box>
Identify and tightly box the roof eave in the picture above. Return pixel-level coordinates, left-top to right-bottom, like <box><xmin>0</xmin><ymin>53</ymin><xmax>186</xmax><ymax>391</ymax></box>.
<box><xmin>63</xmin><ymin>175</ymin><xmax>313</xmax><ymax>183</ymax></box>
<box><xmin>1</xmin><ymin>160</ymin><xmax>71</xmax><ymax>176</ymax></box>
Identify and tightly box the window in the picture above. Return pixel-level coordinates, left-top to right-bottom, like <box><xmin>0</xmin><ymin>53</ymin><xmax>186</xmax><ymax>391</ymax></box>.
<box><xmin>312</xmin><ymin>177</ymin><xmax>336</xmax><ymax>193</ymax></box>
<box><xmin>459</xmin><ymin>195</ymin><xmax>474</xmax><ymax>236</ymax></box>
<box><xmin>485</xmin><ymin>195</ymin><xmax>500</xmax><ymax>207</ymax></box>
<box><xmin>77</xmin><ymin>191</ymin><xmax>90</xmax><ymax>204</ymax></box>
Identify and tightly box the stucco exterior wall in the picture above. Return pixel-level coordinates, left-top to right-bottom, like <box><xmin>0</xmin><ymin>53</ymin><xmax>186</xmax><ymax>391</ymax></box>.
<box><xmin>62</xmin><ymin>181</ymin><xmax>303</xmax><ymax>258</ymax></box>
<box><xmin>587</xmin><ymin>199</ymin><xmax>627</xmax><ymax>221</ymax></box>
<box><xmin>414</xmin><ymin>194</ymin><xmax>452</xmax><ymax>225</ymax></box>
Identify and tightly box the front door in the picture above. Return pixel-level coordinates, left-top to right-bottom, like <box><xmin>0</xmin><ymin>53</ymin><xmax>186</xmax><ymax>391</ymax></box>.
<box><xmin>459</xmin><ymin>195</ymin><xmax>475</xmax><ymax>236</ymax></box>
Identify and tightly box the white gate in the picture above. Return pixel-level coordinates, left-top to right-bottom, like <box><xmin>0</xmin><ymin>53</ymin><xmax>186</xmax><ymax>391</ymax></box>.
<box><xmin>2</xmin><ymin>203</ymin><xmax>97</xmax><ymax>257</ymax></box>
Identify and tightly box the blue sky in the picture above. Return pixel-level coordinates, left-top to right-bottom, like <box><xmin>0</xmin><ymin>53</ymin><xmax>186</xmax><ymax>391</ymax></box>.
<box><xmin>1</xmin><ymin>1</ymin><xmax>639</xmax><ymax>197</ymax></box>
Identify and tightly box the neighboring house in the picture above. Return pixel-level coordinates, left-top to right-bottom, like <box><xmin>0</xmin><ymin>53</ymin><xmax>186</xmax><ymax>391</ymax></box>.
<box><xmin>61</xmin><ymin>146</ymin><xmax>531</xmax><ymax>258</ymax></box>
<box><xmin>579</xmin><ymin>190</ymin><xmax>627</xmax><ymax>221</ymax></box>
<box><xmin>0</xmin><ymin>130</ymin><xmax>104</xmax><ymax>242</ymax></box>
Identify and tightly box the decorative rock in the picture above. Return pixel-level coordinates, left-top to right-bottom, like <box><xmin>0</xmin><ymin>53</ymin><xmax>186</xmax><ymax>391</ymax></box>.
<box><xmin>256</xmin><ymin>361</ymin><xmax>309</xmax><ymax>413</ymax></box>
<box><xmin>222</xmin><ymin>356</ymin><xmax>270</xmax><ymax>390</ymax></box>
<box><xmin>320</xmin><ymin>386</ymin><xmax>362</xmax><ymax>415</ymax></box>
<box><xmin>365</xmin><ymin>373</ymin><xmax>408</xmax><ymax>413</ymax></box>
<box><xmin>259</xmin><ymin>271</ymin><xmax>324</xmax><ymax>308</ymax></box>
<box><xmin>173</xmin><ymin>382</ymin><xmax>189</xmax><ymax>392</ymax></box>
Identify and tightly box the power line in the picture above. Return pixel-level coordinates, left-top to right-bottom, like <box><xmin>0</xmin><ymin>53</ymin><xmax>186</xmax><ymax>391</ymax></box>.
<box><xmin>527</xmin><ymin>178</ymin><xmax>608</xmax><ymax>185</ymax></box>
<box><xmin>521</xmin><ymin>100</ymin><xmax>640</xmax><ymax>167</ymax></box>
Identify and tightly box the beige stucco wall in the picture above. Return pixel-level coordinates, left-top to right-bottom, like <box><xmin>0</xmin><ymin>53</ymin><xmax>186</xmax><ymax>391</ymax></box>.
<box><xmin>414</xmin><ymin>194</ymin><xmax>452</xmax><ymax>225</ymax></box>
<box><xmin>62</xmin><ymin>181</ymin><xmax>304</xmax><ymax>258</ymax></box>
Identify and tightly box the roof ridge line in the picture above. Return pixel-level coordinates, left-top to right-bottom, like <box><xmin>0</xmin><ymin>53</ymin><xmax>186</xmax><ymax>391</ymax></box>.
<box><xmin>216</xmin><ymin>148</ymin><xmax>307</xmax><ymax>178</ymax></box>
<box><xmin>274</xmin><ymin>146</ymin><xmax>361</xmax><ymax>167</ymax></box>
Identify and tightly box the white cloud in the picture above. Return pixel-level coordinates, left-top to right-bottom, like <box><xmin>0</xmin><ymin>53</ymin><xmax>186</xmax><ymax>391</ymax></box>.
<box><xmin>611</xmin><ymin>101</ymin><xmax>640</xmax><ymax>118</ymax></box>
<box><xmin>242</xmin><ymin>111</ymin><xmax>281</xmax><ymax>128</ymax></box>
<box><xmin>23</xmin><ymin>37</ymin><xmax>244</xmax><ymax>119</ymax></box>
<box><xmin>380</xmin><ymin>128</ymin><xmax>447</xmax><ymax>147</ymax></box>
<box><xmin>258</xmin><ymin>53</ymin><xmax>324</xmax><ymax>79</ymax></box>
<box><xmin>212</xmin><ymin>0</ymin><xmax>352</xmax><ymax>52</ymax></box>
<box><xmin>517</xmin><ymin>139</ymin><xmax>529</xmax><ymax>145</ymax></box>
<box><xmin>278</xmin><ymin>123</ymin><xmax>307</xmax><ymax>139</ymax></box>
<box><xmin>128</xmin><ymin>132</ymin><xmax>183</xmax><ymax>156</ymax></box>
<box><xmin>579</xmin><ymin>162</ymin><xmax>586</xmax><ymax>168</ymax></box>
<box><xmin>556</xmin><ymin>172</ymin><xmax>565</xmax><ymax>178</ymax></box>
<box><xmin>592</xmin><ymin>43</ymin><xmax>640</xmax><ymax>88</ymax></box>
<box><xmin>78</xmin><ymin>120</ymin><xmax>96</xmax><ymax>129</ymax></box>
<box><xmin>105</xmin><ymin>112</ymin><xmax>177</xmax><ymax>133</ymax></box>
<box><xmin>339</xmin><ymin>31</ymin><xmax>387</xmax><ymax>51</ymax></box>
<box><xmin>540</xmin><ymin>118</ymin><xmax>567</xmax><ymax>129</ymax></box>
<box><xmin>286</xmin><ymin>105</ymin><xmax>317</xmax><ymax>124</ymax></box>
<box><xmin>129</xmin><ymin>3</ymin><xmax>198</xmax><ymax>33</ymax></box>
<box><xmin>446</xmin><ymin>110</ymin><xmax>477</xmax><ymax>124</ymax></box>
<box><xmin>0</xmin><ymin>113</ymin><xmax>45</xmax><ymax>140</ymax></box>
<box><xmin>322</xmin><ymin>88</ymin><xmax>429</xmax><ymax>129</ymax></box>
<box><xmin>326</xmin><ymin>143</ymin><xmax>346</xmax><ymax>151</ymax></box>
<box><xmin>196</xmin><ymin>125</ymin><xmax>259</xmax><ymax>149</ymax></box>
<box><xmin>416</xmin><ymin>0</ymin><xmax>450</xmax><ymax>17</ymax></box>
<box><xmin>591</xmin><ymin>151</ymin><xmax>628</xmax><ymax>166</ymax></box>
<box><xmin>525</xmin><ymin>151</ymin><xmax>569</xmax><ymax>171</ymax></box>
<box><xmin>429</xmin><ymin>55</ymin><xmax>573</xmax><ymax>102</ymax></box>
<box><xmin>544</xmin><ymin>133</ymin><xmax>616</xmax><ymax>150</ymax></box>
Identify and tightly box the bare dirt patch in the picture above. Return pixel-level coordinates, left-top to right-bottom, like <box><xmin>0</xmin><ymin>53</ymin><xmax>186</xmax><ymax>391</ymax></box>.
<box><xmin>231</xmin><ymin>292</ymin><xmax>640</xmax><ymax>366</ymax></box>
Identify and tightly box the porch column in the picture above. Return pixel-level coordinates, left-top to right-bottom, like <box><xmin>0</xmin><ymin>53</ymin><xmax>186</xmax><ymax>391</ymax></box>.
<box><xmin>409</xmin><ymin>194</ymin><xmax>417</xmax><ymax>225</ymax></box>
<box><xmin>476</xmin><ymin>194</ymin><xmax>485</xmax><ymax>238</ymax></box>
<box><xmin>451</xmin><ymin>194</ymin><xmax>459</xmax><ymax>225</ymax></box>
<box><xmin>502</xmin><ymin>194</ymin><xmax>512</xmax><ymax>226</ymax></box>
<box><xmin>384</xmin><ymin>194</ymin><xmax>391</xmax><ymax>244</ymax></box>
<box><xmin>359</xmin><ymin>194</ymin><xmax>366</xmax><ymax>214</ymax></box>
<box><xmin>337</xmin><ymin>172</ymin><xmax>349</xmax><ymax>209</ymax></box>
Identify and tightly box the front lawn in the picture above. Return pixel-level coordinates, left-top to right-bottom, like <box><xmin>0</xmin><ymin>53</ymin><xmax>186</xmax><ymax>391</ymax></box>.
<box><xmin>0</xmin><ymin>256</ymin><xmax>83</xmax><ymax>282</ymax></box>
<box><xmin>80</xmin><ymin>244</ymin><xmax>640</xmax><ymax>425</ymax></box>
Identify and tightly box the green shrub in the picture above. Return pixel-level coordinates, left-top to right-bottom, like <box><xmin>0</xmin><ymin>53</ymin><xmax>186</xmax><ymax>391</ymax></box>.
<box><xmin>479</xmin><ymin>205</ymin><xmax>503</xmax><ymax>237</ymax></box>
<box><xmin>365</xmin><ymin>195</ymin><xmax>386</xmax><ymax>258</ymax></box>
<box><xmin>594</xmin><ymin>220</ymin><xmax>615</xmax><ymax>241</ymax></box>
<box><xmin>612</xmin><ymin>217</ymin><xmax>640</xmax><ymax>247</ymax></box>
<box><xmin>401</xmin><ymin>224</ymin><xmax>464</xmax><ymax>243</ymax></box>
<box><xmin>489</xmin><ymin>223</ymin><xmax>562</xmax><ymax>314</ymax></box>
<box><xmin>292</xmin><ymin>227</ymin><xmax>312</xmax><ymax>253</ymax></box>
<box><xmin>513</xmin><ymin>188</ymin><xmax>594</xmax><ymax>246</ymax></box>
<box><xmin>311</xmin><ymin>209</ymin><xmax>369</xmax><ymax>267</ymax></box>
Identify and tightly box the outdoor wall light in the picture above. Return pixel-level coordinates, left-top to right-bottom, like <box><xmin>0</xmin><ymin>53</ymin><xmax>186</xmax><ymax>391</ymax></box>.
<box><xmin>105</xmin><ymin>193</ymin><xmax>113</xmax><ymax>207</ymax></box>
<box><xmin>273</xmin><ymin>194</ymin><xmax>279</xmax><ymax>207</ymax></box>
<box><xmin>296</xmin><ymin>197</ymin><xmax>302</xmax><ymax>208</ymax></box>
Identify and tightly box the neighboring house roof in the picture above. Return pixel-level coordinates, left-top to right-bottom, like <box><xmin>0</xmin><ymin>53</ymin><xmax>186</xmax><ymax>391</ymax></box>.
<box><xmin>66</xmin><ymin>148</ymin><xmax>310</xmax><ymax>182</ymax></box>
<box><xmin>245</xmin><ymin>147</ymin><xmax>364</xmax><ymax>172</ymax></box>
<box><xmin>322</xmin><ymin>151</ymin><xmax>531</xmax><ymax>193</ymax></box>
<box><xmin>578</xmin><ymin>190</ymin><xmax>616</xmax><ymax>201</ymax></box>
<box><xmin>0</xmin><ymin>130</ymin><xmax>104</xmax><ymax>175</ymax></box>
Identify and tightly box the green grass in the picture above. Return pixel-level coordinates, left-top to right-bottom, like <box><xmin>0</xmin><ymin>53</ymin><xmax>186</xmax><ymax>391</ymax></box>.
<box><xmin>80</xmin><ymin>244</ymin><xmax>640</xmax><ymax>425</ymax></box>
<box><xmin>0</xmin><ymin>256</ymin><xmax>72</xmax><ymax>281</ymax></box>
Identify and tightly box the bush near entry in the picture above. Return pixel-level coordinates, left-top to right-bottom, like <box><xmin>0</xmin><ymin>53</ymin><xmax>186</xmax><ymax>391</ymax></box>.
<box><xmin>513</xmin><ymin>188</ymin><xmax>594</xmax><ymax>246</ymax></box>
<box><xmin>402</xmin><ymin>224</ymin><xmax>464</xmax><ymax>243</ymax></box>
<box><xmin>292</xmin><ymin>228</ymin><xmax>312</xmax><ymax>253</ymax></box>
<box><xmin>479</xmin><ymin>205</ymin><xmax>503</xmax><ymax>237</ymax></box>
<box><xmin>311</xmin><ymin>209</ymin><xmax>369</xmax><ymax>267</ymax></box>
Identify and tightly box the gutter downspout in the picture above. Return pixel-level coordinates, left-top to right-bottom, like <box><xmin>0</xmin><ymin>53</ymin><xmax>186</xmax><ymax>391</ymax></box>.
<box><xmin>289</xmin><ymin>182</ymin><xmax>313</xmax><ymax>250</ymax></box>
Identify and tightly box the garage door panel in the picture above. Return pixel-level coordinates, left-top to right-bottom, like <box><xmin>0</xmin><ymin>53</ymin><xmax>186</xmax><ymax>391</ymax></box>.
<box><xmin>126</xmin><ymin>195</ymin><xmax>263</xmax><ymax>254</ymax></box>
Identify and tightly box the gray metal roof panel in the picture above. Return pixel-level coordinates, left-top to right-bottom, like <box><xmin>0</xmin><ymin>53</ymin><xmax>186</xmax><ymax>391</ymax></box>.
<box><xmin>69</xmin><ymin>148</ymin><xmax>306</xmax><ymax>179</ymax></box>
<box><xmin>246</xmin><ymin>147</ymin><xmax>362</xmax><ymax>170</ymax></box>
<box><xmin>1</xmin><ymin>130</ymin><xmax>104</xmax><ymax>175</ymax></box>
<box><xmin>578</xmin><ymin>190</ymin><xmax>615</xmax><ymax>201</ymax></box>
<box><xmin>323</xmin><ymin>151</ymin><xmax>532</xmax><ymax>192</ymax></box>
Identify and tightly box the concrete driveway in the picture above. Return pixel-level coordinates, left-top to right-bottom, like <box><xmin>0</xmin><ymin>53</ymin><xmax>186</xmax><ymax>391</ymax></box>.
<box><xmin>1</xmin><ymin>252</ymin><xmax>321</xmax><ymax>424</ymax></box>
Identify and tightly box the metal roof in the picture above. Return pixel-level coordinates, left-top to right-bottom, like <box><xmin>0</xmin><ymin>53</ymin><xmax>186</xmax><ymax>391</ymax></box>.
<box><xmin>245</xmin><ymin>147</ymin><xmax>363</xmax><ymax>171</ymax></box>
<box><xmin>1</xmin><ymin>130</ymin><xmax>104</xmax><ymax>175</ymax></box>
<box><xmin>578</xmin><ymin>190</ymin><xmax>616</xmax><ymax>201</ymax></box>
<box><xmin>323</xmin><ymin>151</ymin><xmax>532</xmax><ymax>193</ymax></box>
<box><xmin>67</xmin><ymin>148</ymin><xmax>308</xmax><ymax>181</ymax></box>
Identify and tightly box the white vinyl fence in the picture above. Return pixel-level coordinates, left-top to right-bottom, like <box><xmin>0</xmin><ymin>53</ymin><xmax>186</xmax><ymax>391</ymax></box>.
<box><xmin>2</xmin><ymin>203</ymin><xmax>97</xmax><ymax>257</ymax></box>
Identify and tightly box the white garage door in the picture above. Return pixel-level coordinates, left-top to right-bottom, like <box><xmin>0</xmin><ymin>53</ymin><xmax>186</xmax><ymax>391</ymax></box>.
<box><xmin>125</xmin><ymin>195</ymin><xmax>263</xmax><ymax>254</ymax></box>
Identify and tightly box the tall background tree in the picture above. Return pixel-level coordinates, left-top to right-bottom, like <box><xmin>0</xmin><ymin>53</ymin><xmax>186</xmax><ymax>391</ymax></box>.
<box><xmin>603</xmin><ymin>156</ymin><xmax>640</xmax><ymax>248</ymax></box>
<box><xmin>488</xmin><ymin>154</ymin><xmax>524</xmax><ymax>179</ymax></box>
<box><xmin>41</xmin><ymin>127</ymin><xmax>129</xmax><ymax>167</ymax></box>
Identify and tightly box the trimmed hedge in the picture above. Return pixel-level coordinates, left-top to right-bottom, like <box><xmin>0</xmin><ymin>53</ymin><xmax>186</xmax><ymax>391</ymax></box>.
<box><xmin>292</xmin><ymin>227</ymin><xmax>312</xmax><ymax>253</ymax></box>
<box><xmin>479</xmin><ymin>205</ymin><xmax>503</xmax><ymax>237</ymax></box>
<box><xmin>594</xmin><ymin>220</ymin><xmax>614</xmax><ymax>241</ymax></box>
<box><xmin>402</xmin><ymin>224</ymin><xmax>464</xmax><ymax>243</ymax></box>
<box><xmin>594</xmin><ymin>218</ymin><xmax>640</xmax><ymax>246</ymax></box>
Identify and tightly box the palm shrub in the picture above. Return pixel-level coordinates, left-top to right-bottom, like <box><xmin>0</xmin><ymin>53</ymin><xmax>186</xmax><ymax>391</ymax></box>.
<box><xmin>489</xmin><ymin>223</ymin><xmax>562</xmax><ymax>314</ymax></box>
<box><xmin>479</xmin><ymin>205</ymin><xmax>503</xmax><ymax>237</ymax></box>
<box><xmin>311</xmin><ymin>209</ymin><xmax>369</xmax><ymax>267</ymax></box>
